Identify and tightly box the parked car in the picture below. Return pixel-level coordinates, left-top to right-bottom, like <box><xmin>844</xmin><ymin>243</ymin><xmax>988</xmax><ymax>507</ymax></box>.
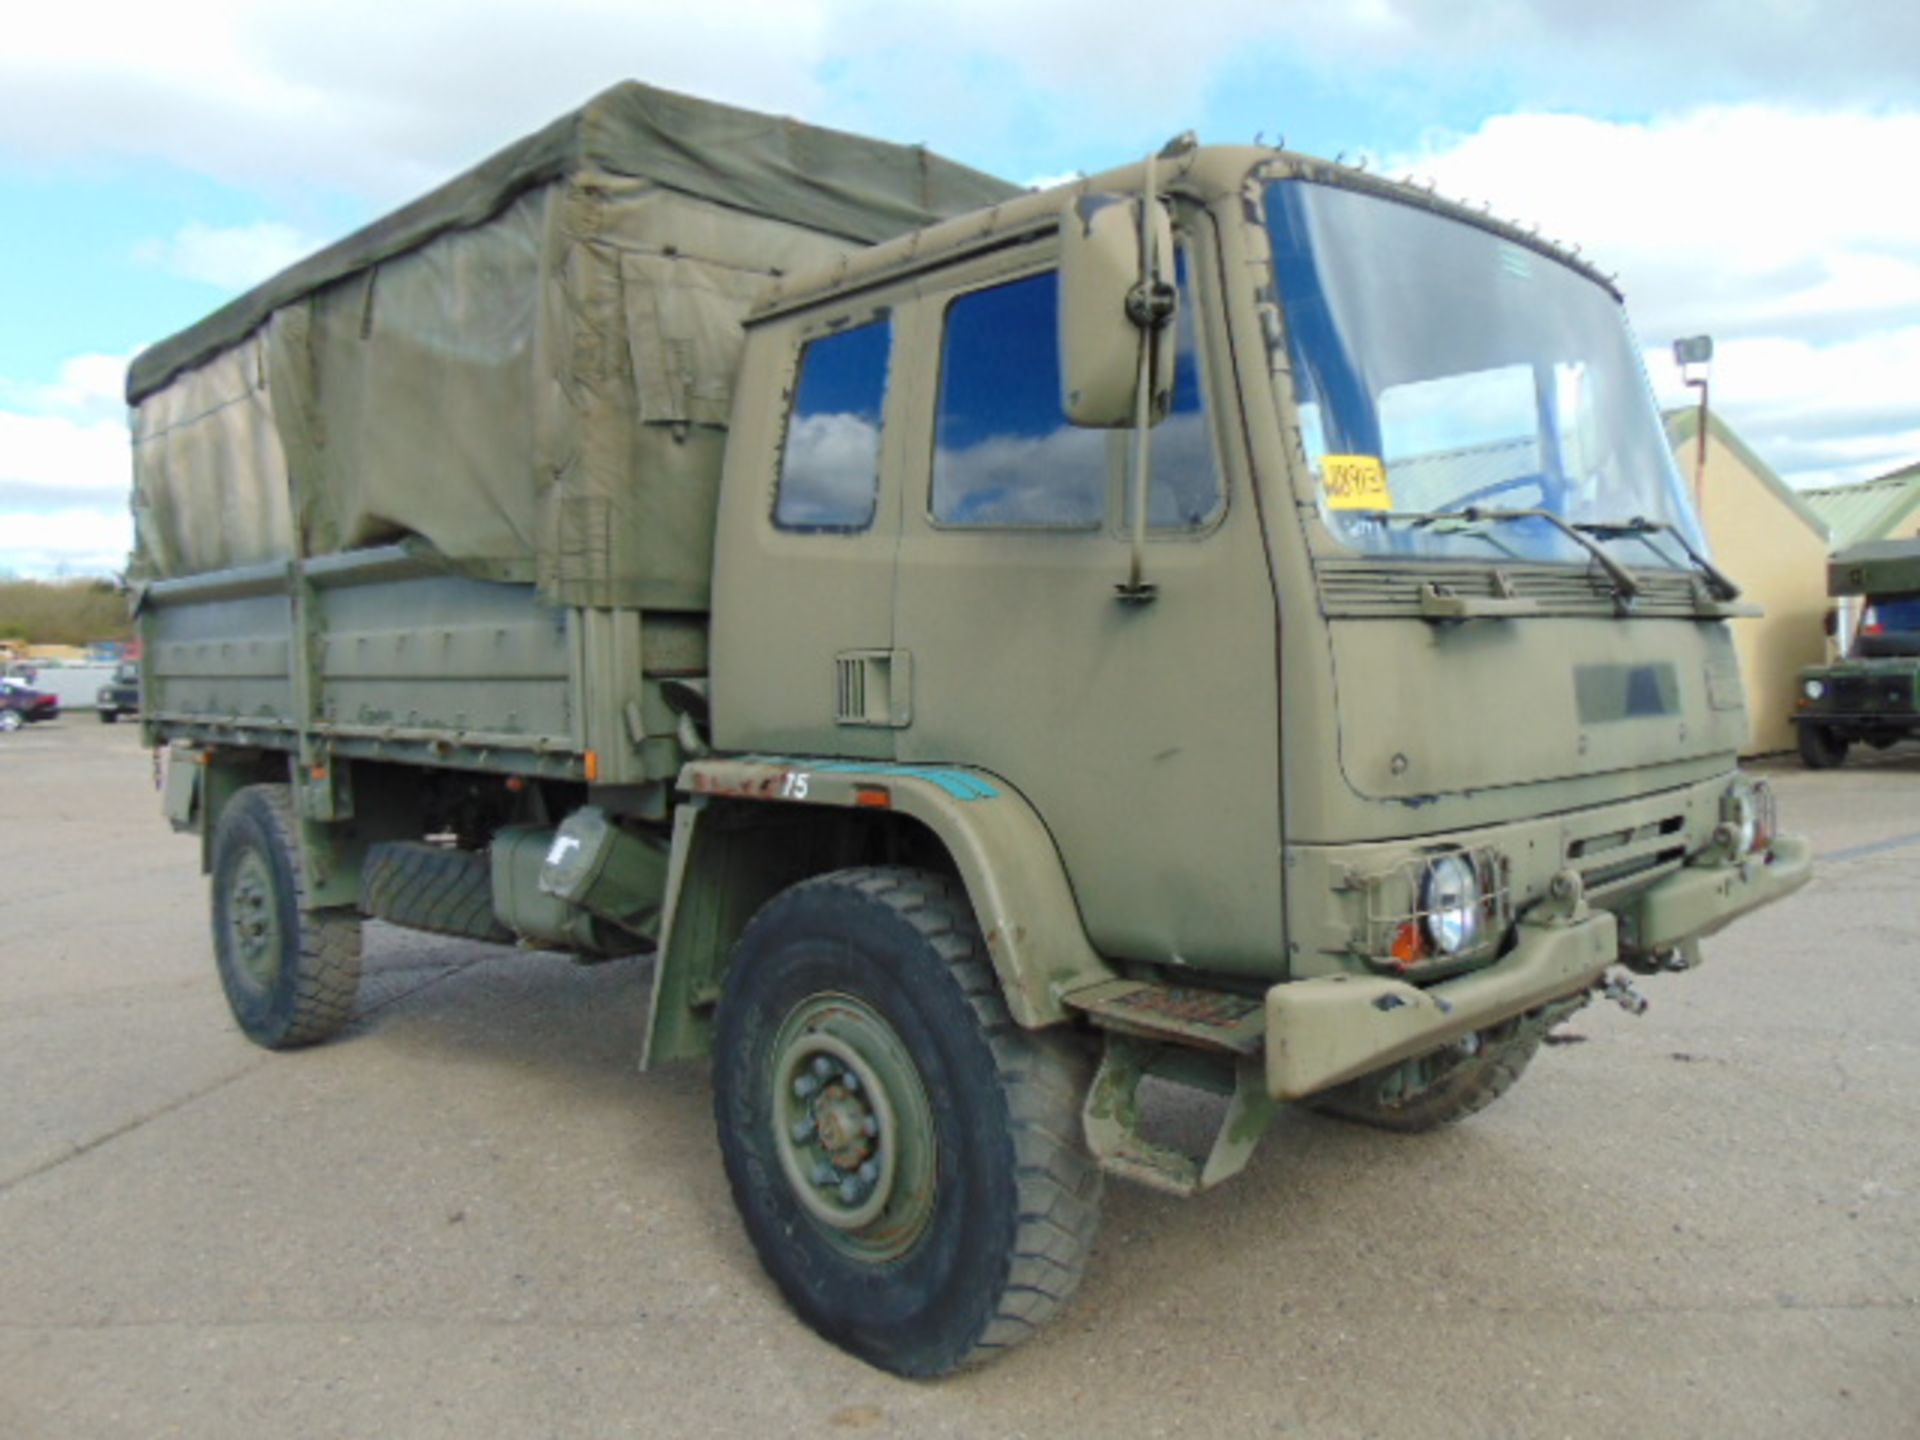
<box><xmin>0</xmin><ymin>678</ymin><xmax>59</xmax><ymax>730</ymax></box>
<box><xmin>96</xmin><ymin>661</ymin><xmax>141</xmax><ymax>723</ymax></box>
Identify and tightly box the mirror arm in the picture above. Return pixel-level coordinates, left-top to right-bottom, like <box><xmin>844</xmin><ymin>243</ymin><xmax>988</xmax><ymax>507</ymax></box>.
<box><xmin>1117</xmin><ymin>154</ymin><xmax>1163</xmax><ymax>606</ymax></box>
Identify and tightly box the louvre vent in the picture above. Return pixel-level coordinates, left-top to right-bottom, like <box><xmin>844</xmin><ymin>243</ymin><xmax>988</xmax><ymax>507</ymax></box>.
<box><xmin>836</xmin><ymin>655</ymin><xmax>867</xmax><ymax>723</ymax></box>
<box><xmin>834</xmin><ymin>649</ymin><xmax>912</xmax><ymax>728</ymax></box>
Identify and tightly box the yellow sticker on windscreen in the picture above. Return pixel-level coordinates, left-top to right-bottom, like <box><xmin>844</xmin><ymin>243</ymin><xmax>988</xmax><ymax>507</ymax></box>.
<box><xmin>1321</xmin><ymin>454</ymin><xmax>1393</xmax><ymax>511</ymax></box>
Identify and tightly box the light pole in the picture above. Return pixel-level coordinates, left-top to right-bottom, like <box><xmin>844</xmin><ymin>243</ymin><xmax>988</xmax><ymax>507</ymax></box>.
<box><xmin>1673</xmin><ymin>335</ymin><xmax>1714</xmax><ymax>513</ymax></box>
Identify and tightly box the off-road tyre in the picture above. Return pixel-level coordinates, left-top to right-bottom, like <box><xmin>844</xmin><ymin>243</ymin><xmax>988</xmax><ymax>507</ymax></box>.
<box><xmin>98</xmin><ymin>708</ymin><xmax>118</xmax><ymax>724</ymax></box>
<box><xmin>1797</xmin><ymin>721</ymin><xmax>1850</xmax><ymax>770</ymax></box>
<box><xmin>1311</xmin><ymin>1015</ymin><xmax>1545</xmax><ymax>1134</ymax></box>
<box><xmin>712</xmin><ymin>866</ymin><xmax>1102</xmax><ymax>1377</ymax></box>
<box><xmin>211</xmin><ymin>784</ymin><xmax>363</xmax><ymax>1049</ymax></box>
<box><xmin>362</xmin><ymin>840</ymin><xmax>512</xmax><ymax>943</ymax></box>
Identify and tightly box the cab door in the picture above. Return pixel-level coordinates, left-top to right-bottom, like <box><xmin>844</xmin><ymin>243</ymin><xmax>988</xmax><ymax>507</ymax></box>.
<box><xmin>710</xmin><ymin>290</ymin><xmax>910</xmax><ymax>760</ymax></box>
<box><xmin>888</xmin><ymin>223</ymin><xmax>1285</xmax><ymax>971</ymax></box>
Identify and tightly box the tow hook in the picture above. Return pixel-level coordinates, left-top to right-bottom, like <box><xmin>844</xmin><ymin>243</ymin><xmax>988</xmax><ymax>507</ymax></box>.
<box><xmin>1599</xmin><ymin>973</ymin><xmax>1650</xmax><ymax>1016</ymax></box>
<box><xmin>1622</xmin><ymin>940</ymin><xmax>1701</xmax><ymax>976</ymax></box>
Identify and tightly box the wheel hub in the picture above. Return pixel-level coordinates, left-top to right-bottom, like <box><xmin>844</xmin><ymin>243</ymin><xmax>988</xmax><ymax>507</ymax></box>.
<box><xmin>227</xmin><ymin>852</ymin><xmax>281</xmax><ymax>991</ymax></box>
<box><xmin>769</xmin><ymin>994</ymin><xmax>936</xmax><ymax>1261</ymax></box>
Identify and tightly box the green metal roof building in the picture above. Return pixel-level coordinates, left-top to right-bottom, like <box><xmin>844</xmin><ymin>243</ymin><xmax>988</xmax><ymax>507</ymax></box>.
<box><xmin>1801</xmin><ymin>461</ymin><xmax>1920</xmax><ymax>549</ymax></box>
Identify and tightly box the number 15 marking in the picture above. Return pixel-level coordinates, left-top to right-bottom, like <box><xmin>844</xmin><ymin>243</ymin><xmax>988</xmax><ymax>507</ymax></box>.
<box><xmin>781</xmin><ymin>771</ymin><xmax>810</xmax><ymax>800</ymax></box>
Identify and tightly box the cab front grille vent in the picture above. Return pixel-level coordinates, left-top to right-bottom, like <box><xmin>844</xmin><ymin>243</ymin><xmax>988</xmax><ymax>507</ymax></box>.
<box><xmin>1316</xmin><ymin>560</ymin><xmax>1703</xmax><ymax>619</ymax></box>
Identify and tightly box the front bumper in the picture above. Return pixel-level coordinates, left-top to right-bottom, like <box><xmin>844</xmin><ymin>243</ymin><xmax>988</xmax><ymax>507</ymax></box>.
<box><xmin>1264</xmin><ymin>832</ymin><xmax>1814</xmax><ymax>1101</ymax></box>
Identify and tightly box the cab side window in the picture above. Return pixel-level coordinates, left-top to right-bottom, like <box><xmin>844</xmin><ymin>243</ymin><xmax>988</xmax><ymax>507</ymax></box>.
<box><xmin>932</xmin><ymin>271</ymin><xmax>1106</xmax><ymax>528</ymax></box>
<box><xmin>933</xmin><ymin>261</ymin><xmax>1221</xmax><ymax>531</ymax></box>
<box><xmin>774</xmin><ymin>319</ymin><xmax>890</xmax><ymax>531</ymax></box>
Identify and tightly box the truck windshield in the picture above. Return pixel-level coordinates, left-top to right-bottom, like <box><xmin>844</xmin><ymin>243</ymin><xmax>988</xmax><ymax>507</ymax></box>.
<box><xmin>1264</xmin><ymin>179</ymin><xmax>1702</xmax><ymax>569</ymax></box>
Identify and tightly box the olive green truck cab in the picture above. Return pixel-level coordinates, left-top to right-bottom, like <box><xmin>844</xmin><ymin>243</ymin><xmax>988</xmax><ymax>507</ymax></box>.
<box><xmin>129</xmin><ymin>83</ymin><xmax>1811</xmax><ymax>1376</ymax></box>
<box><xmin>1794</xmin><ymin>539</ymin><xmax>1920</xmax><ymax>768</ymax></box>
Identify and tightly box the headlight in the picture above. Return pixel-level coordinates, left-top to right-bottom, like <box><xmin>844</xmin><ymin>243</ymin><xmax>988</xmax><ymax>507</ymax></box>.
<box><xmin>1719</xmin><ymin>778</ymin><xmax>1773</xmax><ymax>855</ymax></box>
<box><xmin>1803</xmin><ymin>679</ymin><xmax>1826</xmax><ymax>700</ymax></box>
<box><xmin>1724</xmin><ymin>794</ymin><xmax>1757</xmax><ymax>854</ymax></box>
<box><xmin>1420</xmin><ymin>852</ymin><xmax>1483</xmax><ymax>956</ymax></box>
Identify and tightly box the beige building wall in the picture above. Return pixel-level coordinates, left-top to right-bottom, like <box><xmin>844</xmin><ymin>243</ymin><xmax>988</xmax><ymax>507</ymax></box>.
<box><xmin>1679</xmin><ymin>427</ymin><xmax>1830</xmax><ymax>755</ymax></box>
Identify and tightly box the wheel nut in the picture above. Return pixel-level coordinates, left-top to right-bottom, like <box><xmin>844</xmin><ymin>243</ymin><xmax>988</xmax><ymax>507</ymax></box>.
<box><xmin>790</xmin><ymin>1117</ymin><xmax>815</xmax><ymax>1142</ymax></box>
<box><xmin>857</xmin><ymin>1159</ymin><xmax>879</xmax><ymax>1184</ymax></box>
<box><xmin>841</xmin><ymin>1072</ymin><xmax>860</xmax><ymax>1093</ymax></box>
<box><xmin>813</xmin><ymin>1162</ymin><xmax>836</xmax><ymax>1186</ymax></box>
<box><xmin>812</xmin><ymin>1055</ymin><xmax>835</xmax><ymax>1078</ymax></box>
<box><xmin>838</xmin><ymin>1177</ymin><xmax>863</xmax><ymax>1205</ymax></box>
<box><xmin>793</xmin><ymin>1075</ymin><xmax>820</xmax><ymax>1099</ymax></box>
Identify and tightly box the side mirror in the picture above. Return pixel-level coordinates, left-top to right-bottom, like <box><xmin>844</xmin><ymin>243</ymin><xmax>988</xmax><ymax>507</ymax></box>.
<box><xmin>1058</xmin><ymin>192</ymin><xmax>1177</xmax><ymax>428</ymax></box>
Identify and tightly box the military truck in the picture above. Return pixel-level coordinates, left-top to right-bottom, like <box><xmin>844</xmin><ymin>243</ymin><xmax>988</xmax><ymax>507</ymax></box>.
<box><xmin>129</xmin><ymin>82</ymin><xmax>1812</xmax><ymax>1376</ymax></box>
<box><xmin>1794</xmin><ymin>538</ymin><xmax>1920</xmax><ymax>767</ymax></box>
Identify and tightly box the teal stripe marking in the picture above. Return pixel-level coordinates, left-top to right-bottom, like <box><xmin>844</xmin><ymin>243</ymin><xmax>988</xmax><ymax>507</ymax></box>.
<box><xmin>740</xmin><ymin>756</ymin><xmax>1000</xmax><ymax>802</ymax></box>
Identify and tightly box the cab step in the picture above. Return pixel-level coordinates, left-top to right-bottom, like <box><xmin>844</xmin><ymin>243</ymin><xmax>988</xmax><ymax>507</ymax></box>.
<box><xmin>1063</xmin><ymin>978</ymin><xmax>1265</xmax><ymax>1055</ymax></box>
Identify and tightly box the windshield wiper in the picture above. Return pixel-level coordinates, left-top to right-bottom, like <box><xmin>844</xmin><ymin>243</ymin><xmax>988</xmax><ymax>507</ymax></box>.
<box><xmin>1398</xmin><ymin>505</ymin><xmax>1642</xmax><ymax>611</ymax></box>
<box><xmin>1571</xmin><ymin>516</ymin><xmax>1741</xmax><ymax>602</ymax></box>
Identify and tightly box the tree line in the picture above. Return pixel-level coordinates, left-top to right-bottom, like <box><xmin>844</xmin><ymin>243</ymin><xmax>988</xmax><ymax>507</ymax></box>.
<box><xmin>0</xmin><ymin>579</ymin><xmax>132</xmax><ymax>647</ymax></box>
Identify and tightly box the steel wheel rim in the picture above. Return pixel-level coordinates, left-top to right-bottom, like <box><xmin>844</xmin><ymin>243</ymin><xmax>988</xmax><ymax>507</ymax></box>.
<box><xmin>769</xmin><ymin>991</ymin><xmax>937</xmax><ymax>1263</ymax></box>
<box><xmin>227</xmin><ymin>850</ymin><xmax>281</xmax><ymax>993</ymax></box>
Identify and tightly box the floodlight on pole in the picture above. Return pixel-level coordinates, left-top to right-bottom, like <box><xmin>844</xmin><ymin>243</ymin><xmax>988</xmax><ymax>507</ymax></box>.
<box><xmin>1673</xmin><ymin>335</ymin><xmax>1713</xmax><ymax>512</ymax></box>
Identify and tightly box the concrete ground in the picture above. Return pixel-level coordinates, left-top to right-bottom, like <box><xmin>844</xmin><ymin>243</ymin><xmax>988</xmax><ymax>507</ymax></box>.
<box><xmin>1</xmin><ymin>721</ymin><xmax>1914</xmax><ymax>1440</ymax></box>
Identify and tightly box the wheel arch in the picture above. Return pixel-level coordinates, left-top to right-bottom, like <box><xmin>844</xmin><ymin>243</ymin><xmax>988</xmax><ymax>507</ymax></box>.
<box><xmin>642</xmin><ymin>757</ymin><xmax>1116</xmax><ymax>1068</ymax></box>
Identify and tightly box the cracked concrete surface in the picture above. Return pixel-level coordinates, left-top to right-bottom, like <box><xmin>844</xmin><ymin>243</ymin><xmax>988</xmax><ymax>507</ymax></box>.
<box><xmin>1</xmin><ymin>724</ymin><xmax>1914</xmax><ymax>1438</ymax></box>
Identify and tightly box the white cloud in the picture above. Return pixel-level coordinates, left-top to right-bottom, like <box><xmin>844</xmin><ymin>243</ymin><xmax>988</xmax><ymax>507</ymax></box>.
<box><xmin>7</xmin><ymin>3</ymin><xmax>1899</xmax><ymax>206</ymax></box>
<box><xmin>0</xmin><ymin>508</ymin><xmax>133</xmax><ymax>579</ymax></box>
<box><xmin>1388</xmin><ymin>107</ymin><xmax>1920</xmax><ymax>488</ymax></box>
<box><xmin>0</xmin><ymin>2</ymin><xmax>835</xmax><ymax>202</ymax></box>
<box><xmin>0</xmin><ymin>353</ymin><xmax>133</xmax><ymax>576</ymax></box>
<box><xmin>0</xmin><ymin>353</ymin><xmax>133</xmax><ymax>425</ymax></box>
<box><xmin>134</xmin><ymin>220</ymin><xmax>319</xmax><ymax>291</ymax></box>
<box><xmin>0</xmin><ymin>410</ymin><xmax>129</xmax><ymax>496</ymax></box>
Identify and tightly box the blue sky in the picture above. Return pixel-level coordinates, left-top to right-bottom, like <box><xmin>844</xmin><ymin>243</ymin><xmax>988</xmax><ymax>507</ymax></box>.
<box><xmin>3</xmin><ymin>1</ymin><xmax>1917</xmax><ymax>576</ymax></box>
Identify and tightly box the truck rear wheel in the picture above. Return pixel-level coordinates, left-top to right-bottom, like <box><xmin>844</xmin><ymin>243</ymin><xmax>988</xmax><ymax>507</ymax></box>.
<box><xmin>1796</xmin><ymin>722</ymin><xmax>1849</xmax><ymax>770</ymax></box>
<box><xmin>210</xmin><ymin>784</ymin><xmax>363</xmax><ymax>1048</ymax></box>
<box><xmin>1310</xmin><ymin>1016</ymin><xmax>1543</xmax><ymax>1133</ymax></box>
<box><xmin>711</xmin><ymin>867</ymin><xmax>1102</xmax><ymax>1377</ymax></box>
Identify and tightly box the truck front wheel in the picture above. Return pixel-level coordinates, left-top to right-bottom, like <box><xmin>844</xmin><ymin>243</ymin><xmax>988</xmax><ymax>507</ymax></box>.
<box><xmin>1796</xmin><ymin>722</ymin><xmax>1850</xmax><ymax>770</ymax></box>
<box><xmin>711</xmin><ymin>867</ymin><xmax>1102</xmax><ymax>1377</ymax></box>
<box><xmin>1310</xmin><ymin>1016</ymin><xmax>1543</xmax><ymax>1133</ymax></box>
<box><xmin>210</xmin><ymin>784</ymin><xmax>363</xmax><ymax>1048</ymax></box>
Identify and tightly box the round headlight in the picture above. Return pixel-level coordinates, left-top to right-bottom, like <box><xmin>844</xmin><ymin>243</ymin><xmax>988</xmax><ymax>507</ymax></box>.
<box><xmin>1723</xmin><ymin>791</ymin><xmax>1757</xmax><ymax>855</ymax></box>
<box><xmin>1803</xmin><ymin>679</ymin><xmax>1826</xmax><ymax>700</ymax></box>
<box><xmin>1420</xmin><ymin>853</ymin><xmax>1482</xmax><ymax>956</ymax></box>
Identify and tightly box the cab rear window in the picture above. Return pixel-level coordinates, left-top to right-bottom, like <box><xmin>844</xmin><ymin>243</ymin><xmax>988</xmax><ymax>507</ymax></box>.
<box><xmin>774</xmin><ymin>319</ymin><xmax>891</xmax><ymax>532</ymax></box>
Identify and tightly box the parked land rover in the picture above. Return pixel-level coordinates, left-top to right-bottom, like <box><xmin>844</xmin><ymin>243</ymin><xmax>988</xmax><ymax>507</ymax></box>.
<box><xmin>96</xmin><ymin>661</ymin><xmax>141</xmax><ymax>723</ymax></box>
<box><xmin>1795</xmin><ymin>538</ymin><xmax>1920</xmax><ymax>767</ymax></box>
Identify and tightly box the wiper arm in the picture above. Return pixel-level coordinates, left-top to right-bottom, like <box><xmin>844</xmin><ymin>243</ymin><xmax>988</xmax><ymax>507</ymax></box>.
<box><xmin>1396</xmin><ymin>506</ymin><xmax>1642</xmax><ymax>610</ymax></box>
<box><xmin>1572</xmin><ymin>516</ymin><xmax>1741</xmax><ymax>601</ymax></box>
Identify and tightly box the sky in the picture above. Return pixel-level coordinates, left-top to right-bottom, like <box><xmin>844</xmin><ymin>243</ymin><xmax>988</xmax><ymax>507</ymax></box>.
<box><xmin>2</xmin><ymin>1</ymin><xmax>1917</xmax><ymax>576</ymax></box>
